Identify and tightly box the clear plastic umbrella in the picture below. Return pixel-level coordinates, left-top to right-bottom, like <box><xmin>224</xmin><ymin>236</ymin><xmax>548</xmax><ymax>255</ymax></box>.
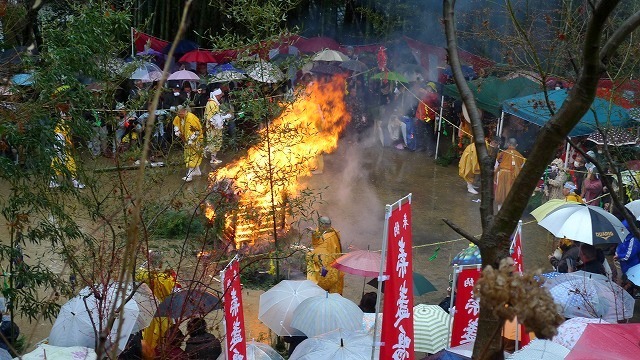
<box><xmin>551</xmin><ymin>317</ymin><xmax>609</xmax><ymax>350</ymax></box>
<box><xmin>258</xmin><ymin>280</ymin><xmax>326</xmax><ymax>336</ymax></box>
<box><xmin>624</xmin><ymin>199</ymin><xmax>640</xmax><ymax>220</ymax></box>
<box><xmin>543</xmin><ymin>271</ymin><xmax>635</xmax><ymax>322</ymax></box>
<box><xmin>217</xmin><ymin>341</ymin><xmax>284</xmax><ymax>360</ymax></box>
<box><xmin>49</xmin><ymin>283</ymin><xmax>140</xmax><ymax>354</ymax></box>
<box><xmin>290</xmin><ymin>293</ymin><xmax>363</xmax><ymax>337</ymax></box>
<box><xmin>507</xmin><ymin>339</ymin><xmax>570</xmax><ymax>360</ymax></box>
<box><xmin>168</xmin><ymin>70</ymin><xmax>200</xmax><ymax>81</ymax></box>
<box><xmin>313</xmin><ymin>49</ymin><xmax>349</xmax><ymax>62</ymax></box>
<box><xmin>20</xmin><ymin>344</ymin><xmax>96</xmax><ymax>360</ymax></box>
<box><xmin>130</xmin><ymin>62</ymin><xmax>163</xmax><ymax>82</ymax></box>
<box><xmin>290</xmin><ymin>329</ymin><xmax>377</xmax><ymax>360</ymax></box>
<box><xmin>245</xmin><ymin>61</ymin><xmax>285</xmax><ymax>83</ymax></box>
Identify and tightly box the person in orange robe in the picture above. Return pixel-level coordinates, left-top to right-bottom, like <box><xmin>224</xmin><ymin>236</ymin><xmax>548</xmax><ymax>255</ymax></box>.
<box><xmin>494</xmin><ymin>138</ymin><xmax>526</xmax><ymax>209</ymax></box>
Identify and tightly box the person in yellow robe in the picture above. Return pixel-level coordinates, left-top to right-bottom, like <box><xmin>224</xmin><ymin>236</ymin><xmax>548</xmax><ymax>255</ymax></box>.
<box><xmin>50</xmin><ymin>112</ymin><xmax>85</xmax><ymax>189</ymax></box>
<box><xmin>494</xmin><ymin>138</ymin><xmax>526</xmax><ymax>209</ymax></box>
<box><xmin>204</xmin><ymin>88</ymin><xmax>232</xmax><ymax>166</ymax></box>
<box><xmin>172</xmin><ymin>106</ymin><xmax>203</xmax><ymax>182</ymax></box>
<box><xmin>135</xmin><ymin>250</ymin><xmax>177</xmax><ymax>357</ymax></box>
<box><xmin>459</xmin><ymin>142</ymin><xmax>480</xmax><ymax>194</ymax></box>
<box><xmin>307</xmin><ymin>216</ymin><xmax>344</xmax><ymax>294</ymax></box>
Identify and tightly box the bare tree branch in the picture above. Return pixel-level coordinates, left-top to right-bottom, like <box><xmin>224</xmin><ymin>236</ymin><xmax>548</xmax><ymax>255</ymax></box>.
<box><xmin>600</xmin><ymin>10</ymin><xmax>640</xmax><ymax>65</ymax></box>
<box><xmin>442</xmin><ymin>218</ymin><xmax>480</xmax><ymax>246</ymax></box>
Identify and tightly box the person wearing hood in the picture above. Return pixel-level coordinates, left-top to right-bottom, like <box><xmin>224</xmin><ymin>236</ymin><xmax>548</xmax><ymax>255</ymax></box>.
<box><xmin>494</xmin><ymin>138</ymin><xmax>525</xmax><ymax>210</ymax></box>
<box><xmin>545</xmin><ymin>158</ymin><xmax>568</xmax><ymax>201</ymax></box>
<box><xmin>185</xmin><ymin>318</ymin><xmax>221</xmax><ymax>359</ymax></box>
<box><xmin>203</xmin><ymin>88</ymin><xmax>233</xmax><ymax>165</ymax></box>
<box><xmin>172</xmin><ymin>105</ymin><xmax>203</xmax><ymax>182</ymax></box>
<box><xmin>562</xmin><ymin>181</ymin><xmax>584</xmax><ymax>203</ymax></box>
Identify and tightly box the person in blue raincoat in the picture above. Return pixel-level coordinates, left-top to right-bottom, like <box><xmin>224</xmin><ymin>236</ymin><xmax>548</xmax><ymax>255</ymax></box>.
<box><xmin>615</xmin><ymin>218</ymin><xmax>640</xmax><ymax>275</ymax></box>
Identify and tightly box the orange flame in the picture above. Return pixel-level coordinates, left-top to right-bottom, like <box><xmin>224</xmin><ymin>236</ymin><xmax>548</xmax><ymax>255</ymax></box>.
<box><xmin>207</xmin><ymin>76</ymin><xmax>350</xmax><ymax>245</ymax></box>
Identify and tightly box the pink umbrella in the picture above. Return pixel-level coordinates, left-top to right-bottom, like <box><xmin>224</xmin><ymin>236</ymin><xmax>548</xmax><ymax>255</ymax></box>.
<box><xmin>167</xmin><ymin>70</ymin><xmax>200</xmax><ymax>81</ymax></box>
<box><xmin>566</xmin><ymin>323</ymin><xmax>640</xmax><ymax>360</ymax></box>
<box><xmin>330</xmin><ymin>250</ymin><xmax>381</xmax><ymax>277</ymax></box>
<box><xmin>551</xmin><ymin>317</ymin><xmax>609</xmax><ymax>350</ymax></box>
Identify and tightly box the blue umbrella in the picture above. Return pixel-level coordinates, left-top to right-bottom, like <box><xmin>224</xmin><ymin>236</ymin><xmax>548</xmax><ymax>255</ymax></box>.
<box><xmin>451</xmin><ymin>244</ymin><xmax>482</xmax><ymax>266</ymax></box>
<box><xmin>502</xmin><ymin>90</ymin><xmax>630</xmax><ymax>136</ymax></box>
<box><xmin>11</xmin><ymin>73</ymin><xmax>33</xmax><ymax>86</ymax></box>
<box><xmin>161</xmin><ymin>39</ymin><xmax>199</xmax><ymax>55</ymax></box>
<box><xmin>154</xmin><ymin>289</ymin><xmax>221</xmax><ymax>319</ymax></box>
<box><xmin>211</xmin><ymin>63</ymin><xmax>245</xmax><ymax>75</ymax></box>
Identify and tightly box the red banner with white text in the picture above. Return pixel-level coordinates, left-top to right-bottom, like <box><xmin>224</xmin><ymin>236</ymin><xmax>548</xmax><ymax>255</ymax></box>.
<box><xmin>222</xmin><ymin>259</ymin><xmax>247</xmax><ymax>359</ymax></box>
<box><xmin>450</xmin><ymin>267</ymin><xmax>481</xmax><ymax>348</ymax></box>
<box><xmin>380</xmin><ymin>198</ymin><xmax>415</xmax><ymax>360</ymax></box>
<box><xmin>511</xmin><ymin>221</ymin><xmax>524</xmax><ymax>274</ymax></box>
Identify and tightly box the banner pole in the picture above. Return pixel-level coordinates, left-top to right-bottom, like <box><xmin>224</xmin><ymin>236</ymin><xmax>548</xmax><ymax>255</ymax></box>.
<box><xmin>131</xmin><ymin>27</ymin><xmax>135</xmax><ymax>58</ymax></box>
<box><xmin>435</xmin><ymin>95</ymin><xmax>444</xmax><ymax>159</ymax></box>
<box><xmin>371</xmin><ymin>204</ymin><xmax>391</xmax><ymax>360</ymax></box>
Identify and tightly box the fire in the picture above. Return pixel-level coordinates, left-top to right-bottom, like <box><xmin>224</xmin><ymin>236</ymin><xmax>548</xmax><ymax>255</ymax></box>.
<box><xmin>207</xmin><ymin>75</ymin><xmax>351</xmax><ymax>246</ymax></box>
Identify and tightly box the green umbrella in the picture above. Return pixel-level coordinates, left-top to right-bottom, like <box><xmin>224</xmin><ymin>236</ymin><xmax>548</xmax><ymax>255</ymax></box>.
<box><xmin>413</xmin><ymin>304</ymin><xmax>451</xmax><ymax>354</ymax></box>
<box><xmin>371</xmin><ymin>71</ymin><xmax>409</xmax><ymax>83</ymax></box>
<box><xmin>367</xmin><ymin>271</ymin><xmax>437</xmax><ymax>296</ymax></box>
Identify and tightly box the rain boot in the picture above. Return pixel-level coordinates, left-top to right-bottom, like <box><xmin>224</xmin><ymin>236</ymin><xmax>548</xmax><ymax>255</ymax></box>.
<box><xmin>182</xmin><ymin>168</ymin><xmax>194</xmax><ymax>182</ymax></box>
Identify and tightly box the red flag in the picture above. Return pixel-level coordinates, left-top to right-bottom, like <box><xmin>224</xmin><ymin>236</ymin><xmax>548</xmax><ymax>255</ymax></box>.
<box><xmin>510</xmin><ymin>221</ymin><xmax>524</xmax><ymax>274</ymax></box>
<box><xmin>380</xmin><ymin>197</ymin><xmax>415</xmax><ymax>360</ymax></box>
<box><xmin>222</xmin><ymin>258</ymin><xmax>247</xmax><ymax>359</ymax></box>
<box><xmin>450</xmin><ymin>267</ymin><xmax>481</xmax><ymax>347</ymax></box>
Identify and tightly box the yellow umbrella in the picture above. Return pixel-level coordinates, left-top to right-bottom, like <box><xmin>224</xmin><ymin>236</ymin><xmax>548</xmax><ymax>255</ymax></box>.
<box><xmin>530</xmin><ymin>199</ymin><xmax>580</xmax><ymax>222</ymax></box>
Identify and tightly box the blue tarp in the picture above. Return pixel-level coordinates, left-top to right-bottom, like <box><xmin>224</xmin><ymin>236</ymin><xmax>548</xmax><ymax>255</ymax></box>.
<box><xmin>502</xmin><ymin>89</ymin><xmax>630</xmax><ymax>137</ymax></box>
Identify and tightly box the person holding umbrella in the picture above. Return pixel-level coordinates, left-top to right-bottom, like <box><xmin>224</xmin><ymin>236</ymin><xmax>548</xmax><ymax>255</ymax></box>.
<box><xmin>306</xmin><ymin>216</ymin><xmax>345</xmax><ymax>294</ymax></box>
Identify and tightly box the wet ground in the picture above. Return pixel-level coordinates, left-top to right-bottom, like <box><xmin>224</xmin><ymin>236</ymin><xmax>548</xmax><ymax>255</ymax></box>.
<box><xmin>2</xmin><ymin>128</ymin><xmax>636</xmax><ymax>352</ymax></box>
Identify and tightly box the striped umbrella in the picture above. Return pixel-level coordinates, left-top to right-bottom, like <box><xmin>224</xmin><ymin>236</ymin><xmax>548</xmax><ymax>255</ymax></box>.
<box><xmin>413</xmin><ymin>304</ymin><xmax>451</xmax><ymax>354</ymax></box>
<box><xmin>290</xmin><ymin>293</ymin><xmax>363</xmax><ymax>337</ymax></box>
<box><xmin>538</xmin><ymin>204</ymin><xmax>628</xmax><ymax>245</ymax></box>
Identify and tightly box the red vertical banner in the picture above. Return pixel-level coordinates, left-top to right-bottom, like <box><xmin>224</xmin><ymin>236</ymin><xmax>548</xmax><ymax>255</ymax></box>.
<box><xmin>511</xmin><ymin>220</ymin><xmax>524</xmax><ymax>274</ymax></box>
<box><xmin>222</xmin><ymin>258</ymin><xmax>247</xmax><ymax>359</ymax></box>
<box><xmin>450</xmin><ymin>267</ymin><xmax>481</xmax><ymax>348</ymax></box>
<box><xmin>380</xmin><ymin>198</ymin><xmax>415</xmax><ymax>360</ymax></box>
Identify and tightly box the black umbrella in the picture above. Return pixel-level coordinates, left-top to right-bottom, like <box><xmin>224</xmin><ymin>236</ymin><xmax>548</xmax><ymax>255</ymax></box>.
<box><xmin>310</xmin><ymin>63</ymin><xmax>345</xmax><ymax>75</ymax></box>
<box><xmin>367</xmin><ymin>271</ymin><xmax>437</xmax><ymax>296</ymax></box>
<box><xmin>339</xmin><ymin>59</ymin><xmax>369</xmax><ymax>73</ymax></box>
<box><xmin>586</xmin><ymin>127</ymin><xmax>637</xmax><ymax>146</ymax></box>
<box><xmin>155</xmin><ymin>289</ymin><xmax>221</xmax><ymax>319</ymax></box>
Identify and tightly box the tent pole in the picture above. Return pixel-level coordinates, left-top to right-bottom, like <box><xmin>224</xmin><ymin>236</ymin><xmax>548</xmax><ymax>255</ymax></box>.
<box><xmin>435</xmin><ymin>95</ymin><xmax>444</xmax><ymax>159</ymax></box>
<box><xmin>564</xmin><ymin>140</ymin><xmax>571</xmax><ymax>168</ymax></box>
<box><xmin>498</xmin><ymin>111</ymin><xmax>504</xmax><ymax>139</ymax></box>
<box><xmin>131</xmin><ymin>27</ymin><xmax>135</xmax><ymax>58</ymax></box>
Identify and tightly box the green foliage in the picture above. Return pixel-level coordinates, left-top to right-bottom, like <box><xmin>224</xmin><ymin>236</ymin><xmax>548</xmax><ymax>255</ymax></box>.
<box><xmin>150</xmin><ymin>208</ymin><xmax>205</xmax><ymax>239</ymax></box>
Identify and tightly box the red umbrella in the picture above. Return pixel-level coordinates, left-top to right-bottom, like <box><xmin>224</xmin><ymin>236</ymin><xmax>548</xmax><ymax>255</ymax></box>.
<box><xmin>179</xmin><ymin>49</ymin><xmax>217</xmax><ymax>63</ymax></box>
<box><xmin>565</xmin><ymin>323</ymin><xmax>640</xmax><ymax>360</ymax></box>
<box><xmin>331</xmin><ymin>250</ymin><xmax>381</xmax><ymax>277</ymax></box>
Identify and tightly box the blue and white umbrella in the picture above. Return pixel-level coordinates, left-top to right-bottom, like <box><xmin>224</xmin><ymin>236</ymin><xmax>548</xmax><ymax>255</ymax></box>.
<box><xmin>625</xmin><ymin>263</ymin><xmax>640</xmax><ymax>286</ymax></box>
<box><xmin>538</xmin><ymin>204</ymin><xmax>628</xmax><ymax>245</ymax></box>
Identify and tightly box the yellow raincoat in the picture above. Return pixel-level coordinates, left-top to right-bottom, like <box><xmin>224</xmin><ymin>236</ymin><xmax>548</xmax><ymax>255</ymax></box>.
<box><xmin>172</xmin><ymin>111</ymin><xmax>203</xmax><ymax>168</ymax></box>
<box><xmin>307</xmin><ymin>228</ymin><xmax>344</xmax><ymax>294</ymax></box>
<box><xmin>135</xmin><ymin>268</ymin><xmax>177</xmax><ymax>353</ymax></box>
<box><xmin>51</xmin><ymin>120</ymin><xmax>77</xmax><ymax>176</ymax></box>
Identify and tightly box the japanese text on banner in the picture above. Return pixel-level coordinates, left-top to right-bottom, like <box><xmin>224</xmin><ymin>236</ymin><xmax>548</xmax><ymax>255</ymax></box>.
<box><xmin>450</xmin><ymin>267</ymin><xmax>481</xmax><ymax>348</ymax></box>
<box><xmin>380</xmin><ymin>200</ymin><xmax>415</xmax><ymax>360</ymax></box>
<box><xmin>223</xmin><ymin>259</ymin><xmax>247</xmax><ymax>359</ymax></box>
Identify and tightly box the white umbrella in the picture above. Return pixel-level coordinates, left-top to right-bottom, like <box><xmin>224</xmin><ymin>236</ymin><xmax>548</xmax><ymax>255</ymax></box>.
<box><xmin>130</xmin><ymin>62</ymin><xmax>163</xmax><ymax>82</ymax></box>
<box><xmin>313</xmin><ymin>49</ymin><xmax>349</xmax><ymax>62</ymax></box>
<box><xmin>625</xmin><ymin>263</ymin><xmax>640</xmax><ymax>285</ymax></box>
<box><xmin>290</xmin><ymin>293</ymin><xmax>364</xmax><ymax>337</ymax></box>
<box><xmin>538</xmin><ymin>204</ymin><xmax>628</xmax><ymax>245</ymax></box>
<box><xmin>131</xmin><ymin>283</ymin><xmax>156</xmax><ymax>333</ymax></box>
<box><xmin>216</xmin><ymin>341</ymin><xmax>284</xmax><ymax>360</ymax></box>
<box><xmin>245</xmin><ymin>61</ymin><xmax>285</xmax><ymax>83</ymax></box>
<box><xmin>258</xmin><ymin>280</ymin><xmax>326</xmax><ymax>336</ymax></box>
<box><xmin>413</xmin><ymin>304</ymin><xmax>451</xmax><ymax>354</ymax></box>
<box><xmin>19</xmin><ymin>344</ymin><xmax>96</xmax><ymax>360</ymax></box>
<box><xmin>48</xmin><ymin>284</ymin><xmax>141</xmax><ymax>354</ymax></box>
<box><xmin>624</xmin><ymin>200</ymin><xmax>640</xmax><ymax>220</ymax></box>
<box><xmin>168</xmin><ymin>70</ymin><xmax>200</xmax><ymax>81</ymax></box>
<box><xmin>552</xmin><ymin>317</ymin><xmax>609</xmax><ymax>350</ymax></box>
<box><xmin>289</xmin><ymin>329</ymin><xmax>377</xmax><ymax>360</ymax></box>
<box><xmin>544</xmin><ymin>271</ymin><xmax>635</xmax><ymax>322</ymax></box>
<box><xmin>507</xmin><ymin>339</ymin><xmax>570</xmax><ymax>360</ymax></box>
<box><xmin>210</xmin><ymin>70</ymin><xmax>247</xmax><ymax>83</ymax></box>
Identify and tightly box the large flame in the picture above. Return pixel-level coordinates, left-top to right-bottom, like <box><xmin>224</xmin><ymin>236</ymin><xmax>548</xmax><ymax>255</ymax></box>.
<box><xmin>207</xmin><ymin>76</ymin><xmax>351</xmax><ymax>245</ymax></box>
